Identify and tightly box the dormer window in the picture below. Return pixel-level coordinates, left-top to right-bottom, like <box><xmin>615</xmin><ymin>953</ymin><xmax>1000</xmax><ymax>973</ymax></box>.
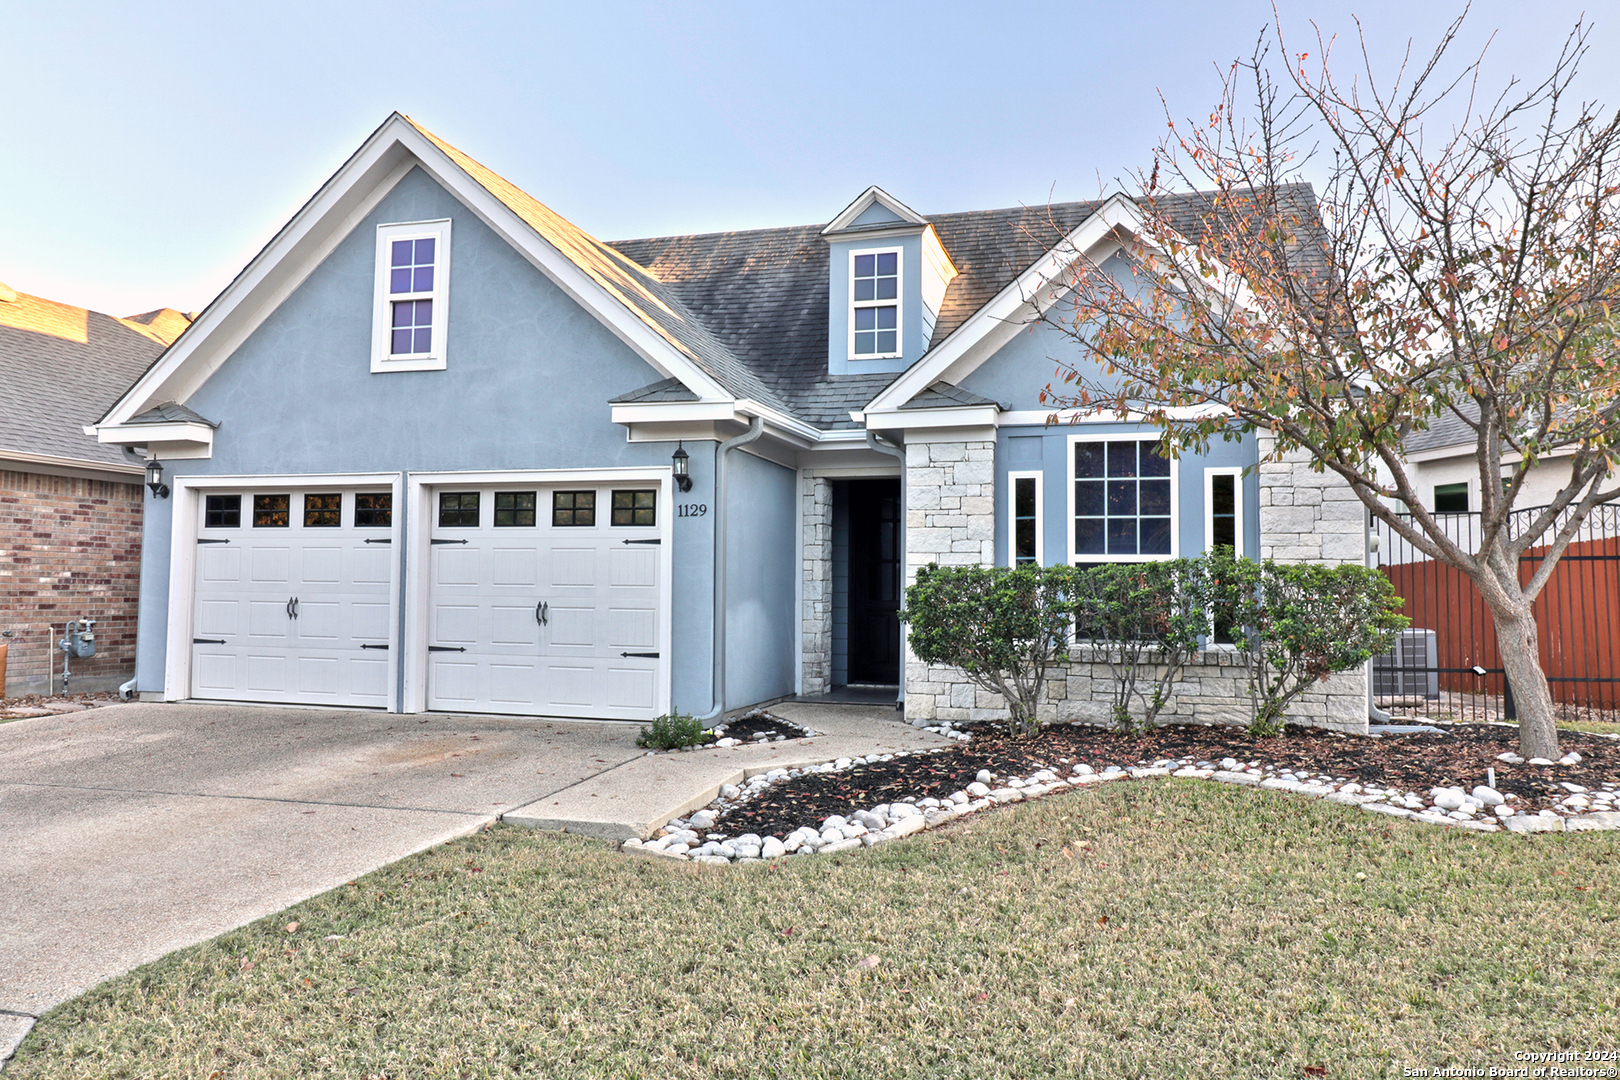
<box><xmin>372</xmin><ymin>219</ymin><xmax>451</xmax><ymax>373</ymax></box>
<box><xmin>851</xmin><ymin>249</ymin><xmax>901</xmax><ymax>358</ymax></box>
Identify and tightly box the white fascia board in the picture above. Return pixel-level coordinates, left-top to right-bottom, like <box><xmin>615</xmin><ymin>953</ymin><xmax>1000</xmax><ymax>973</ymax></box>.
<box><xmin>94</xmin><ymin>421</ymin><xmax>216</xmax><ymax>450</ymax></box>
<box><xmin>997</xmin><ymin>404</ymin><xmax>1231</xmax><ymax>427</ymax></box>
<box><xmin>863</xmin><ymin>404</ymin><xmax>1000</xmax><ymax>431</ymax></box>
<box><xmin>863</xmin><ymin>195</ymin><xmax>1144</xmax><ymax>415</ymax></box>
<box><xmin>821</xmin><ymin>185</ymin><xmax>930</xmax><ymax>236</ymax></box>
<box><xmin>98</xmin><ymin>115</ymin><xmax>726</xmax><ymax>430</ymax></box>
<box><xmin>611</xmin><ymin>400</ymin><xmax>739</xmax><ymax>426</ymax></box>
<box><xmin>0</xmin><ymin>448</ymin><xmax>143</xmax><ymax>478</ymax></box>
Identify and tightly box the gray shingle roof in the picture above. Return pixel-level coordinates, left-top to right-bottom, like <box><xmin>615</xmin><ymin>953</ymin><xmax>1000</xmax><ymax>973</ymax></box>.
<box><xmin>899</xmin><ymin>382</ymin><xmax>1003</xmax><ymax>410</ymax></box>
<box><xmin>608</xmin><ymin>378</ymin><xmax>701</xmax><ymax>404</ymax></box>
<box><xmin>0</xmin><ymin>291</ymin><xmax>172</xmax><ymax>469</ymax></box>
<box><xmin>1405</xmin><ymin>402</ymin><xmax>1478</xmax><ymax>455</ymax></box>
<box><xmin>127</xmin><ymin>401</ymin><xmax>219</xmax><ymax>426</ymax></box>
<box><xmin>605</xmin><ymin>188</ymin><xmax>1325</xmax><ymax>429</ymax></box>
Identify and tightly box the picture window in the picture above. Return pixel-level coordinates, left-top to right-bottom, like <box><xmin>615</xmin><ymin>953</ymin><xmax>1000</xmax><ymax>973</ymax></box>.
<box><xmin>552</xmin><ymin>490</ymin><xmax>596</xmax><ymax>527</ymax></box>
<box><xmin>1073</xmin><ymin>439</ymin><xmax>1172</xmax><ymax>558</ymax></box>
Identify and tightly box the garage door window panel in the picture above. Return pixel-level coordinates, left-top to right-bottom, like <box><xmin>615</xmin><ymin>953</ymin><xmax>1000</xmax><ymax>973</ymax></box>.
<box><xmin>355</xmin><ymin>492</ymin><xmax>392</xmax><ymax>527</ymax></box>
<box><xmin>552</xmin><ymin>490</ymin><xmax>595</xmax><ymax>527</ymax></box>
<box><xmin>611</xmin><ymin>490</ymin><xmax>656</xmax><ymax>526</ymax></box>
<box><xmin>205</xmin><ymin>494</ymin><xmax>241</xmax><ymax>529</ymax></box>
<box><xmin>304</xmin><ymin>494</ymin><xmax>342</xmax><ymax>527</ymax></box>
<box><xmin>439</xmin><ymin>492</ymin><xmax>480</xmax><ymax>527</ymax></box>
<box><xmin>494</xmin><ymin>491</ymin><xmax>537</xmax><ymax>527</ymax></box>
<box><xmin>253</xmin><ymin>494</ymin><xmax>290</xmax><ymax>528</ymax></box>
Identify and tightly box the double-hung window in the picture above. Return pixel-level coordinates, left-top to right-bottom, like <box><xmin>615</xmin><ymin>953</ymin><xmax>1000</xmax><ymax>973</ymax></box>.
<box><xmin>1070</xmin><ymin>436</ymin><xmax>1175</xmax><ymax>561</ymax></box>
<box><xmin>850</xmin><ymin>249</ymin><xmax>900</xmax><ymax>358</ymax></box>
<box><xmin>372</xmin><ymin>219</ymin><xmax>451</xmax><ymax>372</ymax></box>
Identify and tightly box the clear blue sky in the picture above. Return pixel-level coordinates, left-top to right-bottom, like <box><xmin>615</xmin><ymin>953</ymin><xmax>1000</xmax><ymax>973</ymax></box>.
<box><xmin>4</xmin><ymin>1</ymin><xmax>1616</xmax><ymax>317</ymax></box>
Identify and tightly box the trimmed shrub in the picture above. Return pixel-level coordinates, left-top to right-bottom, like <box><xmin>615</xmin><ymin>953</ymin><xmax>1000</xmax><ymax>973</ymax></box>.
<box><xmin>1209</xmin><ymin>550</ymin><xmax>1409</xmax><ymax>737</ymax></box>
<box><xmin>1072</xmin><ymin>559</ymin><xmax>1211</xmax><ymax>732</ymax></box>
<box><xmin>902</xmin><ymin>564</ymin><xmax>1078</xmax><ymax>737</ymax></box>
<box><xmin>636</xmin><ymin>711</ymin><xmax>707</xmax><ymax>750</ymax></box>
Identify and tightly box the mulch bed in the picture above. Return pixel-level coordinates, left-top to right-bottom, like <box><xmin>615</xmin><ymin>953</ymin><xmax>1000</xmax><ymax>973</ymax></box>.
<box><xmin>710</xmin><ymin>712</ymin><xmax>816</xmax><ymax>743</ymax></box>
<box><xmin>715</xmin><ymin>721</ymin><xmax>1620</xmax><ymax>839</ymax></box>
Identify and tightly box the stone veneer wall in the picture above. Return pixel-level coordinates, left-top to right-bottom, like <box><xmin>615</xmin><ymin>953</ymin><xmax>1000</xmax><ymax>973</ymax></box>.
<box><xmin>902</xmin><ymin>431</ymin><xmax>1371</xmax><ymax>734</ymax></box>
<box><xmin>0</xmin><ymin>470</ymin><xmax>143</xmax><ymax>696</ymax></box>
<box><xmin>800</xmin><ymin>475</ymin><xmax>834</xmax><ymax>697</ymax></box>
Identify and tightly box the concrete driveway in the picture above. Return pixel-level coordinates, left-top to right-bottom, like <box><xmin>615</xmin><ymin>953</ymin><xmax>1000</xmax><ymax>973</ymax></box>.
<box><xmin>0</xmin><ymin>701</ymin><xmax>643</xmax><ymax>1054</ymax></box>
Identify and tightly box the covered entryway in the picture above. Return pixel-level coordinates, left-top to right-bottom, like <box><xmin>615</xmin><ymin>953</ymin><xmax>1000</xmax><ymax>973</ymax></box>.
<box><xmin>190</xmin><ymin>488</ymin><xmax>396</xmax><ymax>707</ymax></box>
<box><xmin>424</xmin><ymin>480</ymin><xmax>666</xmax><ymax>720</ymax></box>
<box><xmin>834</xmin><ymin>478</ymin><xmax>902</xmax><ymax>687</ymax></box>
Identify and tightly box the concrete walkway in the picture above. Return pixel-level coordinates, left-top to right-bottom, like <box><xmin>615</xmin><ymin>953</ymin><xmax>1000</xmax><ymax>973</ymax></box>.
<box><xmin>504</xmin><ymin>702</ymin><xmax>951</xmax><ymax>840</ymax></box>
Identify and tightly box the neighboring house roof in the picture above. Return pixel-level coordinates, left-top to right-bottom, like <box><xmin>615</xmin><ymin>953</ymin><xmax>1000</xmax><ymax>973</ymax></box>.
<box><xmin>1404</xmin><ymin>405</ymin><xmax>1478</xmax><ymax>456</ymax></box>
<box><xmin>0</xmin><ymin>286</ymin><xmax>185</xmax><ymax>473</ymax></box>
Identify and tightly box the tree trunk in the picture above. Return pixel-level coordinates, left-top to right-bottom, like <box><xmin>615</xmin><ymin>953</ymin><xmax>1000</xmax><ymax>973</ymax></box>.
<box><xmin>1472</xmin><ymin>568</ymin><xmax>1560</xmax><ymax>760</ymax></box>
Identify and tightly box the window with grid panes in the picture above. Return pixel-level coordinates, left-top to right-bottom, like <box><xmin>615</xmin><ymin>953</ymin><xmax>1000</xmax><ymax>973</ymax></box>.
<box><xmin>205</xmin><ymin>494</ymin><xmax>241</xmax><ymax>528</ymax></box>
<box><xmin>438</xmin><ymin>492</ymin><xmax>480</xmax><ymax>527</ymax></box>
<box><xmin>494</xmin><ymin>491</ymin><xmax>536</xmax><ymax>527</ymax></box>
<box><xmin>552</xmin><ymin>491</ymin><xmax>595</xmax><ymax>526</ymax></box>
<box><xmin>253</xmin><ymin>494</ymin><xmax>290</xmax><ymax>528</ymax></box>
<box><xmin>304</xmin><ymin>493</ymin><xmax>341</xmax><ymax>527</ymax></box>
<box><xmin>1073</xmin><ymin>440</ymin><xmax>1172</xmax><ymax>558</ymax></box>
<box><xmin>611</xmin><ymin>490</ymin><xmax>656</xmax><ymax>526</ymax></box>
<box><xmin>355</xmin><ymin>492</ymin><xmax>391</xmax><ymax>527</ymax></box>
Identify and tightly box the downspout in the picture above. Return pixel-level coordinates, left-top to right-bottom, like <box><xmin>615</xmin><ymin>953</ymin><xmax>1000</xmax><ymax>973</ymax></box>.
<box><xmin>120</xmin><ymin>445</ymin><xmax>147</xmax><ymax>699</ymax></box>
<box><xmin>865</xmin><ymin>429</ymin><xmax>907</xmax><ymax>705</ymax></box>
<box><xmin>699</xmin><ymin>415</ymin><xmax>765</xmax><ymax>724</ymax></box>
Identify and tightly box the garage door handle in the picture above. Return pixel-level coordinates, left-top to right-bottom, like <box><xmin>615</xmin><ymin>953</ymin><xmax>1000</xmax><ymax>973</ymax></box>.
<box><xmin>285</xmin><ymin>597</ymin><xmax>294</xmax><ymax>619</ymax></box>
<box><xmin>431</xmin><ymin>538</ymin><xmax>469</xmax><ymax>545</ymax></box>
<box><xmin>536</xmin><ymin>601</ymin><xmax>548</xmax><ymax>626</ymax></box>
<box><xmin>621</xmin><ymin>651</ymin><xmax>660</xmax><ymax>658</ymax></box>
<box><xmin>428</xmin><ymin>645</ymin><xmax>466</xmax><ymax>653</ymax></box>
<box><xmin>197</xmin><ymin>538</ymin><xmax>230</xmax><ymax>545</ymax></box>
<box><xmin>364</xmin><ymin>537</ymin><xmax>391</xmax><ymax>544</ymax></box>
<box><xmin>622</xmin><ymin>538</ymin><xmax>661</xmax><ymax>545</ymax></box>
<box><xmin>360</xmin><ymin>643</ymin><xmax>389</xmax><ymax>650</ymax></box>
<box><xmin>193</xmin><ymin>637</ymin><xmax>226</xmax><ymax>645</ymax></box>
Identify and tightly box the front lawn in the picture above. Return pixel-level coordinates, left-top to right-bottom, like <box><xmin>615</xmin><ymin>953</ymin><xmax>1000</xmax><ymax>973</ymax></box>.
<box><xmin>11</xmin><ymin>782</ymin><xmax>1616</xmax><ymax>1079</ymax></box>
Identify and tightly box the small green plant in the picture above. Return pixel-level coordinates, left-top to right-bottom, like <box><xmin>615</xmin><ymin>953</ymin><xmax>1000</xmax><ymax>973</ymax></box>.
<box><xmin>1208</xmin><ymin>550</ymin><xmax>1409</xmax><ymax>737</ymax></box>
<box><xmin>902</xmin><ymin>563</ymin><xmax>1079</xmax><ymax>737</ymax></box>
<box><xmin>636</xmin><ymin>711</ymin><xmax>708</xmax><ymax>750</ymax></box>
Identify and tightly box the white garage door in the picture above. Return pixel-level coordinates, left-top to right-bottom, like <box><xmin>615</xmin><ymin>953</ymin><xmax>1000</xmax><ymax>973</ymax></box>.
<box><xmin>191</xmin><ymin>489</ymin><xmax>395</xmax><ymax>707</ymax></box>
<box><xmin>426</xmin><ymin>483</ymin><xmax>664</xmax><ymax>720</ymax></box>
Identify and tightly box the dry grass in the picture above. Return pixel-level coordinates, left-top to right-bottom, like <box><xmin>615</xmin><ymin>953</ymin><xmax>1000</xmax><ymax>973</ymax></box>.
<box><xmin>11</xmin><ymin>781</ymin><xmax>1619</xmax><ymax>1079</ymax></box>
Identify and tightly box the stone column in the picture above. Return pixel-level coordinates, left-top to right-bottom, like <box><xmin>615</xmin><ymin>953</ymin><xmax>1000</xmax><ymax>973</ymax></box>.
<box><xmin>799</xmin><ymin>474</ymin><xmax>834</xmax><ymax>697</ymax></box>
<box><xmin>902</xmin><ymin>437</ymin><xmax>996</xmax><ymax>723</ymax></box>
<box><xmin>1256</xmin><ymin>430</ymin><xmax>1371</xmax><ymax>733</ymax></box>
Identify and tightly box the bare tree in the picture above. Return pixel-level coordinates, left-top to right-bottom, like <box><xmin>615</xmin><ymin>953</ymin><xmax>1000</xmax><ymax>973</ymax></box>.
<box><xmin>1036</xmin><ymin>11</ymin><xmax>1620</xmax><ymax>759</ymax></box>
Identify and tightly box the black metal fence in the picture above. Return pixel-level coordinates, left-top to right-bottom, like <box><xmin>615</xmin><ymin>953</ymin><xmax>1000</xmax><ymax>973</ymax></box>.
<box><xmin>1373</xmin><ymin>503</ymin><xmax>1620</xmax><ymax>726</ymax></box>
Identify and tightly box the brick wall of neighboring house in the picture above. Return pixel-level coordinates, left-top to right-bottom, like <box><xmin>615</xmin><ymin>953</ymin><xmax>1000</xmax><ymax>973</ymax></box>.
<box><xmin>0</xmin><ymin>470</ymin><xmax>143</xmax><ymax>696</ymax></box>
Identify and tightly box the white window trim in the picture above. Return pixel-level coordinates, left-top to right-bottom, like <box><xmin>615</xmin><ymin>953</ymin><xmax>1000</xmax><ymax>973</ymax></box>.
<box><xmin>1204</xmin><ymin>467</ymin><xmax>1245</xmax><ymax>557</ymax></box>
<box><xmin>371</xmin><ymin>218</ymin><xmax>452</xmax><ymax>373</ymax></box>
<box><xmin>1006</xmin><ymin>470</ymin><xmax>1043</xmax><ymax>566</ymax></box>
<box><xmin>848</xmin><ymin>246</ymin><xmax>903</xmax><ymax>360</ymax></box>
<box><xmin>1065</xmin><ymin>433</ymin><xmax>1179</xmax><ymax>563</ymax></box>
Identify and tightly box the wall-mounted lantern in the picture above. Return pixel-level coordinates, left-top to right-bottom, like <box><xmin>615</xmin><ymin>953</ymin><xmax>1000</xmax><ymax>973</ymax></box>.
<box><xmin>145</xmin><ymin>459</ymin><xmax>170</xmax><ymax>499</ymax></box>
<box><xmin>672</xmin><ymin>442</ymin><xmax>692</xmax><ymax>493</ymax></box>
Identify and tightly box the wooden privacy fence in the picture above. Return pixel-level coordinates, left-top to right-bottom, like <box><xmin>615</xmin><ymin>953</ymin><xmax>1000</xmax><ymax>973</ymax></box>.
<box><xmin>1375</xmin><ymin>505</ymin><xmax>1620</xmax><ymax>719</ymax></box>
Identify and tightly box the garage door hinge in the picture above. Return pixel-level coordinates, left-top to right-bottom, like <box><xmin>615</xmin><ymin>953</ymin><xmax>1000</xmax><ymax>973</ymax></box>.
<box><xmin>193</xmin><ymin>637</ymin><xmax>226</xmax><ymax>644</ymax></box>
<box><xmin>197</xmin><ymin>538</ymin><xmax>229</xmax><ymax>545</ymax></box>
<box><xmin>620</xmin><ymin>651</ymin><xmax>660</xmax><ymax>658</ymax></box>
<box><xmin>431</xmin><ymin>538</ymin><xmax>469</xmax><ymax>545</ymax></box>
<box><xmin>360</xmin><ymin>643</ymin><xmax>389</xmax><ymax>650</ymax></box>
<box><xmin>428</xmin><ymin>645</ymin><xmax>466</xmax><ymax>652</ymax></box>
<box><xmin>364</xmin><ymin>537</ymin><xmax>391</xmax><ymax>544</ymax></box>
<box><xmin>622</xmin><ymin>538</ymin><xmax>661</xmax><ymax>545</ymax></box>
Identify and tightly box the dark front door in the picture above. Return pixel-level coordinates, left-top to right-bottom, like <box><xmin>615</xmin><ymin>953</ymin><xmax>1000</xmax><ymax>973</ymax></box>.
<box><xmin>847</xmin><ymin>479</ymin><xmax>901</xmax><ymax>684</ymax></box>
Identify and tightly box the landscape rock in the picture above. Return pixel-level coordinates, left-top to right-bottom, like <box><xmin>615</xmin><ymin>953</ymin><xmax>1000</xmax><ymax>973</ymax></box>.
<box><xmin>1565</xmin><ymin>811</ymin><xmax>1620</xmax><ymax>831</ymax></box>
<box><xmin>1471</xmin><ymin>786</ymin><xmax>1505</xmax><ymax>806</ymax></box>
<box><xmin>1504</xmin><ymin>814</ymin><xmax>1565</xmax><ymax>834</ymax></box>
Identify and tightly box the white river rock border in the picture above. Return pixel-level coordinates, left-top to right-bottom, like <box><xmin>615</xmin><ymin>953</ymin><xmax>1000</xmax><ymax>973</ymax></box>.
<box><xmin>623</xmin><ymin>741</ymin><xmax>1620</xmax><ymax>863</ymax></box>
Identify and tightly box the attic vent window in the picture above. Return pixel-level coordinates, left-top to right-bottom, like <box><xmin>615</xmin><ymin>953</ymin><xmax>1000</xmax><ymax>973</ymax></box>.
<box><xmin>371</xmin><ymin>219</ymin><xmax>451</xmax><ymax>373</ymax></box>
<box><xmin>851</xmin><ymin>249</ymin><xmax>901</xmax><ymax>358</ymax></box>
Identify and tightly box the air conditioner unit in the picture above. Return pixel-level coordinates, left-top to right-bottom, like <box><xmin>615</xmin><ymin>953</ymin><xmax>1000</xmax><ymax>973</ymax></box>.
<box><xmin>1372</xmin><ymin>628</ymin><xmax>1440</xmax><ymax>699</ymax></box>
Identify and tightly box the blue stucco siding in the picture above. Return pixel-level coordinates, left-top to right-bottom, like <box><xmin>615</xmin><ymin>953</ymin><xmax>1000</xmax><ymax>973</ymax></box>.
<box><xmin>134</xmin><ymin>166</ymin><xmax>729</xmax><ymax>712</ymax></box>
<box><xmin>723</xmin><ymin>448</ymin><xmax>797</xmax><ymax>709</ymax></box>
<box><xmin>992</xmin><ymin>422</ymin><xmax>1259</xmax><ymax>567</ymax></box>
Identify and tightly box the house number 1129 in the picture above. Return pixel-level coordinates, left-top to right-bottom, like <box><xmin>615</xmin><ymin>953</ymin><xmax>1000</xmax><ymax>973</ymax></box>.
<box><xmin>678</xmin><ymin>503</ymin><xmax>708</xmax><ymax>517</ymax></box>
